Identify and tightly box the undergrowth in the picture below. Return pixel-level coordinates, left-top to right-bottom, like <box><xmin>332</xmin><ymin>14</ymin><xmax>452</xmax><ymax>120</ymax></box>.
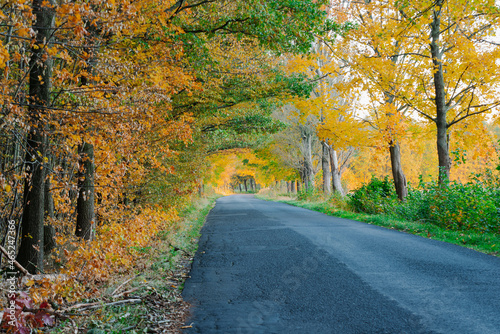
<box><xmin>68</xmin><ymin>194</ymin><xmax>218</xmax><ymax>334</ymax></box>
<box><xmin>1</xmin><ymin>194</ymin><xmax>219</xmax><ymax>333</ymax></box>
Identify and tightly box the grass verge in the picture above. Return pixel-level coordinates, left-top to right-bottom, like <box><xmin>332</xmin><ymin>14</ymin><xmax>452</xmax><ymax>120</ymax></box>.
<box><xmin>52</xmin><ymin>194</ymin><xmax>219</xmax><ymax>334</ymax></box>
<box><xmin>257</xmin><ymin>194</ymin><xmax>500</xmax><ymax>258</ymax></box>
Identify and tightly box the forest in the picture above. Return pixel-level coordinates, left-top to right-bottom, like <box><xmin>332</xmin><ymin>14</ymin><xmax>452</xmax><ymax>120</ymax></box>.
<box><xmin>0</xmin><ymin>0</ymin><xmax>499</xmax><ymax>332</ymax></box>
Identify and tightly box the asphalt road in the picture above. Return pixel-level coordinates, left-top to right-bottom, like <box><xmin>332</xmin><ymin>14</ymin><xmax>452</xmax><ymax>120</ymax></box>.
<box><xmin>182</xmin><ymin>195</ymin><xmax>500</xmax><ymax>334</ymax></box>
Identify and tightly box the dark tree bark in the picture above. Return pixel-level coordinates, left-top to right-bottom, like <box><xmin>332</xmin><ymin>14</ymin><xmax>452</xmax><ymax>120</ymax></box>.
<box><xmin>75</xmin><ymin>23</ymin><xmax>98</xmax><ymax>239</ymax></box>
<box><xmin>389</xmin><ymin>141</ymin><xmax>408</xmax><ymax>201</ymax></box>
<box><xmin>75</xmin><ymin>142</ymin><xmax>95</xmax><ymax>240</ymax></box>
<box><xmin>17</xmin><ymin>0</ymin><xmax>56</xmax><ymax>274</ymax></box>
<box><xmin>291</xmin><ymin>180</ymin><xmax>296</xmax><ymax>193</ymax></box>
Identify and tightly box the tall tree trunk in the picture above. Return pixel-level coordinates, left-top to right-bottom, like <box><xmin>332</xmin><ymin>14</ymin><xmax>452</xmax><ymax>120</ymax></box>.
<box><xmin>243</xmin><ymin>179</ymin><xmax>248</xmax><ymax>192</ymax></box>
<box><xmin>299</xmin><ymin>162</ymin><xmax>305</xmax><ymax>189</ymax></box>
<box><xmin>430</xmin><ymin>2</ymin><xmax>451</xmax><ymax>183</ymax></box>
<box><xmin>389</xmin><ymin>141</ymin><xmax>408</xmax><ymax>201</ymax></box>
<box><xmin>321</xmin><ymin>142</ymin><xmax>332</xmax><ymax>194</ymax></box>
<box><xmin>328</xmin><ymin>146</ymin><xmax>344</xmax><ymax>196</ymax></box>
<box><xmin>17</xmin><ymin>0</ymin><xmax>55</xmax><ymax>274</ymax></box>
<box><xmin>75</xmin><ymin>142</ymin><xmax>95</xmax><ymax>240</ymax></box>
<box><xmin>291</xmin><ymin>180</ymin><xmax>296</xmax><ymax>193</ymax></box>
<box><xmin>301</xmin><ymin>127</ymin><xmax>314</xmax><ymax>190</ymax></box>
<box><xmin>17</xmin><ymin>140</ymin><xmax>46</xmax><ymax>273</ymax></box>
<box><xmin>76</xmin><ymin>26</ymin><xmax>98</xmax><ymax>238</ymax></box>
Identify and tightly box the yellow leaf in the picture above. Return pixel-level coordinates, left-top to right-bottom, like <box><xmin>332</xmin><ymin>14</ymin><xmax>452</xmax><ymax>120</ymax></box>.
<box><xmin>0</xmin><ymin>41</ymin><xmax>9</xmax><ymax>68</ymax></box>
<box><xmin>5</xmin><ymin>185</ymin><xmax>11</xmax><ymax>192</ymax></box>
<box><xmin>18</xmin><ymin>27</ymin><xmax>31</xmax><ymax>38</ymax></box>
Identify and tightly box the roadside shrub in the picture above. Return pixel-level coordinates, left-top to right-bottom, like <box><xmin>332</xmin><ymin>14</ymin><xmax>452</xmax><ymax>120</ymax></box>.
<box><xmin>297</xmin><ymin>187</ymin><xmax>324</xmax><ymax>201</ymax></box>
<box><xmin>348</xmin><ymin>176</ymin><xmax>396</xmax><ymax>214</ymax></box>
<box><xmin>392</xmin><ymin>183</ymin><xmax>433</xmax><ymax>222</ymax></box>
<box><xmin>393</xmin><ymin>179</ymin><xmax>500</xmax><ymax>233</ymax></box>
<box><xmin>427</xmin><ymin>182</ymin><xmax>499</xmax><ymax>233</ymax></box>
<box><xmin>328</xmin><ymin>192</ymin><xmax>350</xmax><ymax>211</ymax></box>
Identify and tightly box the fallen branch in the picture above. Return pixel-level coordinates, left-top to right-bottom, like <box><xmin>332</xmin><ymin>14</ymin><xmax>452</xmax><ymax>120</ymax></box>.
<box><xmin>112</xmin><ymin>287</ymin><xmax>142</xmax><ymax>299</ymax></box>
<box><xmin>64</xmin><ymin>301</ymin><xmax>101</xmax><ymax>311</ymax></box>
<box><xmin>65</xmin><ymin>298</ymin><xmax>142</xmax><ymax>312</ymax></box>
<box><xmin>0</xmin><ymin>245</ymin><xmax>30</xmax><ymax>276</ymax></box>
<box><xmin>121</xmin><ymin>325</ymin><xmax>137</xmax><ymax>331</ymax></box>
<box><xmin>111</xmin><ymin>273</ymin><xmax>141</xmax><ymax>296</ymax></box>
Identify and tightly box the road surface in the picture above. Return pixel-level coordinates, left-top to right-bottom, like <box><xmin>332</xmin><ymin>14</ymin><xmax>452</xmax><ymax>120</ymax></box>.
<box><xmin>182</xmin><ymin>195</ymin><xmax>500</xmax><ymax>333</ymax></box>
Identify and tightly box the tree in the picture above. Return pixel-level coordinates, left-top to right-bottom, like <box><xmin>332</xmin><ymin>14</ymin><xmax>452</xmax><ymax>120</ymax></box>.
<box><xmin>421</xmin><ymin>0</ymin><xmax>500</xmax><ymax>182</ymax></box>
<box><xmin>16</xmin><ymin>0</ymin><xmax>56</xmax><ymax>274</ymax></box>
<box><xmin>331</xmin><ymin>0</ymin><xmax>420</xmax><ymax>200</ymax></box>
<box><xmin>355</xmin><ymin>0</ymin><xmax>500</xmax><ymax>183</ymax></box>
<box><xmin>0</xmin><ymin>0</ymin><xmax>332</xmax><ymax>282</ymax></box>
<box><xmin>286</xmin><ymin>41</ymin><xmax>363</xmax><ymax>195</ymax></box>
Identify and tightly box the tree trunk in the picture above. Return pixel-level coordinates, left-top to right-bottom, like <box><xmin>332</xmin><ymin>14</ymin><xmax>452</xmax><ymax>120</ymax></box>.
<box><xmin>389</xmin><ymin>141</ymin><xmax>408</xmax><ymax>201</ymax></box>
<box><xmin>243</xmin><ymin>179</ymin><xmax>248</xmax><ymax>192</ymax></box>
<box><xmin>76</xmin><ymin>142</ymin><xmax>95</xmax><ymax>240</ymax></box>
<box><xmin>198</xmin><ymin>181</ymin><xmax>203</xmax><ymax>197</ymax></box>
<box><xmin>299</xmin><ymin>162</ymin><xmax>305</xmax><ymax>188</ymax></box>
<box><xmin>321</xmin><ymin>142</ymin><xmax>332</xmax><ymax>194</ymax></box>
<box><xmin>291</xmin><ymin>180</ymin><xmax>296</xmax><ymax>193</ymax></box>
<box><xmin>75</xmin><ymin>18</ymin><xmax>98</xmax><ymax>239</ymax></box>
<box><xmin>328</xmin><ymin>146</ymin><xmax>344</xmax><ymax>196</ymax></box>
<box><xmin>301</xmin><ymin>127</ymin><xmax>314</xmax><ymax>190</ymax></box>
<box><xmin>18</xmin><ymin>140</ymin><xmax>46</xmax><ymax>273</ymax></box>
<box><xmin>430</xmin><ymin>1</ymin><xmax>451</xmax><ymax>183</ymax></box>
<box><xmin>17</xmin><ymin>0</ymin><xmax>56</xmax><ymax>274</ymax></box>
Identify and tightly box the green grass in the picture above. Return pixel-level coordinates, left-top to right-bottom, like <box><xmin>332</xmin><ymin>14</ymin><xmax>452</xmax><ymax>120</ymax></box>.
<box><xmin>257</xmin><ymin>194</ymin><xmax>500</xmax><ymax>257</ymax></box>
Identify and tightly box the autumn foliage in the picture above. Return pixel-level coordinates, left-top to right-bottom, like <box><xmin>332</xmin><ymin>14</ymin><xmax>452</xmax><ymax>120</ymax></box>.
<box><xmin>1</xmin><ymin>0</ymin><xmax>500</xmax><ymax>331</ymax></box>
<box><xmin>0</xmin><ymin>0</ymin><xmax>333</xmax><ymax>332</ymax></box>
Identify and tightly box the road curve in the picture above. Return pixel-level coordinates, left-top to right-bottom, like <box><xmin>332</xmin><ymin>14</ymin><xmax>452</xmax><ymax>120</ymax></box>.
<box><xmin>182</xmin><ymin>195</ymin><xmax>500</xmax><ymax>334</ymax></box>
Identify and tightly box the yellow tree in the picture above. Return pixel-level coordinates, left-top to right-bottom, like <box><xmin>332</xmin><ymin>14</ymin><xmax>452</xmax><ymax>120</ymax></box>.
<box><xmin>286</xmin><ymin>41</ymin><xmax>365</xmax><ymax>195</ymax></box>
<box><xmin>406</xmin><ymin>0</ymin><xmax>500</xmax><ymax>183</ymax></box>
<box><xmin>342</xmin><ymin>0</ymin><xmax>500</xmax><ymax>184</ymax></box>
<box><xmin>331</xmin><ymin>0</ymin><xmax>429</xmax><ymax>200</ymax></box>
